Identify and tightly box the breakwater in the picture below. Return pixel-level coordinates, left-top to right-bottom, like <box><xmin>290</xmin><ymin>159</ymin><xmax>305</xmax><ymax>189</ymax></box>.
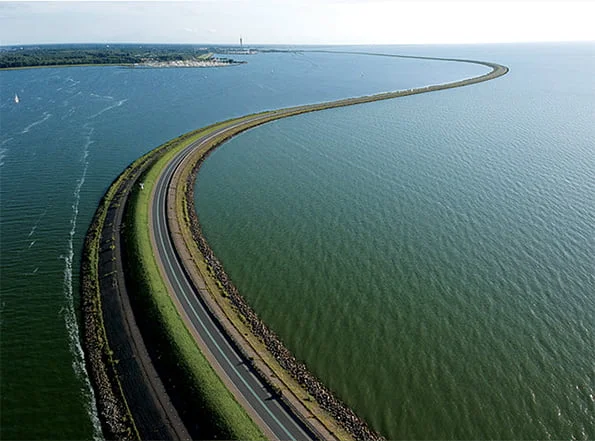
<box><xmin>174</xmin><ymin>53</ymin><xmax>509</xmax><ymax>440</ymax></box>
<box><xmin>82</xmin><ymin>51</ymin><xmax>508</xmax><ymax>439</ymax></box>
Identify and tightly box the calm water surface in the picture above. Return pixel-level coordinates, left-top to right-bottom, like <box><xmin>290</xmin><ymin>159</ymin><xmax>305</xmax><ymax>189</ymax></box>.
<box><xmin>196</xmin><ymin>43</ymin><xmax>594</xmax><ymax>439</ymax></box>
<box><xmin>0</xmin><ymin>49</ymin><xmax>487</xmax><ymax>439</ymax></box>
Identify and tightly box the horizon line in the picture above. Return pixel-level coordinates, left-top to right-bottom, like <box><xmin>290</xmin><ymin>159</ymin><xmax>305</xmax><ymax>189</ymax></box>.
<box><xmin>2</xmin><ymin>39</ymin><xmax>594</xmax><ymax>48</ymax></box>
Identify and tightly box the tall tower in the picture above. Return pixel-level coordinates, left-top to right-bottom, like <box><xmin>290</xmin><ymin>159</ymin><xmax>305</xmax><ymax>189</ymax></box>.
<box><xmin>240</xmin><ymin>36</ymin><xmax>243</xmax><ymax>49</ymax></box>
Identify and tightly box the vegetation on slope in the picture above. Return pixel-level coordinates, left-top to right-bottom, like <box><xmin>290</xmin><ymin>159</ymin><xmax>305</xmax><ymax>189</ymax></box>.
<box><xmin>121</xmin><ymin>127</ymin><xmax>266</xmax><ymax>441</ymax></box>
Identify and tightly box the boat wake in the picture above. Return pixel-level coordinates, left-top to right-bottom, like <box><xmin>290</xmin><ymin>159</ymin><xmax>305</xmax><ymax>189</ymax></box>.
<box><xmin>61</xmin><ymin>124</ymin><xmax>103</xmax><ymax>441</ymax></box>
<box><xmin>0</xmin><ymin>147</ymin><xmax>7</xmax><ymax>167</ymax></box>
<box><xmin>90</xmin><ymin>93</ymin><xmax>114</xmax><ymax>100</ymax></box>
<box><xmin>22</xmin><ymin>112</ymin><xmax>52</xmax><ymax>134</ymax></box>
<box><xmin>65</xmin><ymin>78</ymin><xmax>81</xmax><ymax>89</ymax></box>
<box><xmin>62</xmin><ymin>107</ymin><xmax>77</xmax><ymax>121</ymax></box>
<box><xmin>28</xmin><ymin>206</ymin><xmax>49</xmax><ymax>238</ymax></box>
<box><xmin>89</xmin><ymin>99</ymin><xmax>128</xmax><ymax>119</ymax></box>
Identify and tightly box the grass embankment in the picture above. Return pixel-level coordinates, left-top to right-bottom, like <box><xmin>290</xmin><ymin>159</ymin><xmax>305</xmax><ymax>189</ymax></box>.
<box><xmin>81</xmin><ymin>127</ymin><xmax>249</xmax><ymax>440</ymax></box>
<box><xmin>121</xmin><ymin>122</ymin><xmax>266</xmax><ymax>441</ymax></box>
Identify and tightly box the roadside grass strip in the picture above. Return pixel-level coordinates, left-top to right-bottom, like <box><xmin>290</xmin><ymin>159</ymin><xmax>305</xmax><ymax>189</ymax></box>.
<box><xmin>123</xmin><ymin>124</ymin><xmax>267</xmax><ymax>441</ymax></box>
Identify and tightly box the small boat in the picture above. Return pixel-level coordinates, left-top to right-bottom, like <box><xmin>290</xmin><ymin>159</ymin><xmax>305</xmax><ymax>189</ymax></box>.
<box><xmin>14</xmin><ymin>94</ymin><xmax>19</xmax><ymax>104</ymax></box>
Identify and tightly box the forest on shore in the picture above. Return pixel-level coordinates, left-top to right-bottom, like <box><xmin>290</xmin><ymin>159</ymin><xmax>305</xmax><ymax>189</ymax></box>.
<box><xmin>0</xmin><ymin>44</ymin><xmax>243</xmax><ymax>69</ymax></box>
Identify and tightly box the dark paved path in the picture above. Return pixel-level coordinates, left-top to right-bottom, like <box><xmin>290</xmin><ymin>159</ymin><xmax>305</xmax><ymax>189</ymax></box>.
<box><xmin>98</xmin><ymin>163</ymin><xmax>191</xmax><ymax>441</ymax></box>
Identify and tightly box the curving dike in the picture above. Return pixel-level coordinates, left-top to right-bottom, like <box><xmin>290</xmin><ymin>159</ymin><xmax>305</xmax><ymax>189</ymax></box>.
<box><xmin>81</xmin><ymin>51</ymin><xmax>508</xmax><ymax>441</ymax></box>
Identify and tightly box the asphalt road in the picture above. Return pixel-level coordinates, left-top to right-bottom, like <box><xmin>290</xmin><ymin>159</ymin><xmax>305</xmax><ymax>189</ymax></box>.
<box><xmin>150</xmin><ymin>115</ymin><xmax>318</xmax><ymax>441</ymax></box>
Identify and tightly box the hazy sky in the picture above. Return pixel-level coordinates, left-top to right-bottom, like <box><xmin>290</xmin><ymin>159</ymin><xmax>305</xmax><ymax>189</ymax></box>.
<box><xmin>1</xmin><ymin>1</ymin><xmax>594</xmax><ymax>46</ymax></box>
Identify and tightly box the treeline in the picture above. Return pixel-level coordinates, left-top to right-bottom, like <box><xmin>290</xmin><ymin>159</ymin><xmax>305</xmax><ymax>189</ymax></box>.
<box><xmin>0</xmin><ymin>44</ymin><xmax>218</xmax><ymax>68</ymax></box>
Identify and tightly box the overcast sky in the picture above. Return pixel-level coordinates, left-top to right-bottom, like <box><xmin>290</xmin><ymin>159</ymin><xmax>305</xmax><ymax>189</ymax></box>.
<box><xmin>1</xmin><ymin>1</ymin><xmax>594</xmax><ymax>46</ymax></box>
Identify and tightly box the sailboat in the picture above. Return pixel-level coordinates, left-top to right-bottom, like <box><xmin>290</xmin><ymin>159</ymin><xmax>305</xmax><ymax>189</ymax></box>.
<box><xmin>14</xmin><ymin>94</ymin><xmax>19</xmax><ymax>104</ymax></box>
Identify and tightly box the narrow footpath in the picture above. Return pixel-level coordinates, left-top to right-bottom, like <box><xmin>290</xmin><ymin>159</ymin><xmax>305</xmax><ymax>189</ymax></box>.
<box><xmin>82</xmin><ymin>153</ymin><xmax>191</xmax><ymax>440</ymax></box>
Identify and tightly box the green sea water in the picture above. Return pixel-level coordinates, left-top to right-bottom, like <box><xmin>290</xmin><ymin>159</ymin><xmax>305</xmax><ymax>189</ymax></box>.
<box><xmin>196</xmin><ymin>44</ymin><xmax>595</xmax><ymax>439</ymax></box>
<box><xmin>1</xmin><ymin>43</ymin><xmax>592</xmax><ymax>439</ymax></box>
<box><xmin>1</xmin><ymin>48</ymin><xmax>487</xmax><ymax>439</ymax></box>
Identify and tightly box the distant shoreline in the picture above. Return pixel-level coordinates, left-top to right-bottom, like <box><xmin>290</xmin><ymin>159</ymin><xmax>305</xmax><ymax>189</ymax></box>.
<box><xmin>0</xmin><ymin>45</ymin><xmax>246</xmax><ymax>70</ymax></box>
<box><xmin>0</xmin><ymin>60</ymin><xmax>245</xmax><ymax>71</ymax></box>
<box><xmin>133</xmin><ymin>59</ymin><xmax>245</xmax><ymax>69</ymax></box>
<box><xmin>0</xmin><ymin>62</ymin><xmax>134</xmax><ymax>71</ymax></box>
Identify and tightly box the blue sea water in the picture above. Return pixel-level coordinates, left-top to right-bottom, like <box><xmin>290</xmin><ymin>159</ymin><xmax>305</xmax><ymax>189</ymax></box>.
<box><xmin>1</xmin><ymin>43</ymin><xmax>593</xmax><ymax>439</ymax></box>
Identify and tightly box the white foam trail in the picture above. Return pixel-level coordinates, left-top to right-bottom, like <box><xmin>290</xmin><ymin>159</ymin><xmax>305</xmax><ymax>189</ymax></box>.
<box><xmin>58</xmin><ymin>78</ymin><xmax>81</xmax><ymax>93</ymax></box>
<box><xmin>62</xmin><ymin>107</ymin><xmax>77</xmax><ymax>120</ymax></box>
<box><xmin>22</xmin><ymin>112</ymin><xmax>52</xmax><ymax>134</ymax></box>
<box><xmin>66</xmin><ymin>78</ymin><xmax>81</xmax><ymax>88</ymax></box>
<box><xmin>90</xmin><ymin>93</ymin><xmax>114</xmax><ymax>100</ymax></box>
<box><xmin>88</xmin><ymin>99</ymin><xmax>128</xmax><ymax>119</ymax></box>
<box><xmin>28</xmin><ymin>207</ymin><xmax>49</xmax><ymax>237</ymax></box>
<box><xmin>0</xmin><ymin>147</ymin><xmax>7</xmax><ymax>168</ymax></box>
<box><xmin>61</xmin><ymin>125</ymin><xmax>103</xmax><ymax>440</ymax></box>
<box><xmin>0</xmin><ymin>139</ymin><xmax>10</xmax><ymax>167</ymax></box>
<box><xmin>28</xmin><ymin>240</ymin><xmax>36</xmax><ymax>248</ymax></box>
